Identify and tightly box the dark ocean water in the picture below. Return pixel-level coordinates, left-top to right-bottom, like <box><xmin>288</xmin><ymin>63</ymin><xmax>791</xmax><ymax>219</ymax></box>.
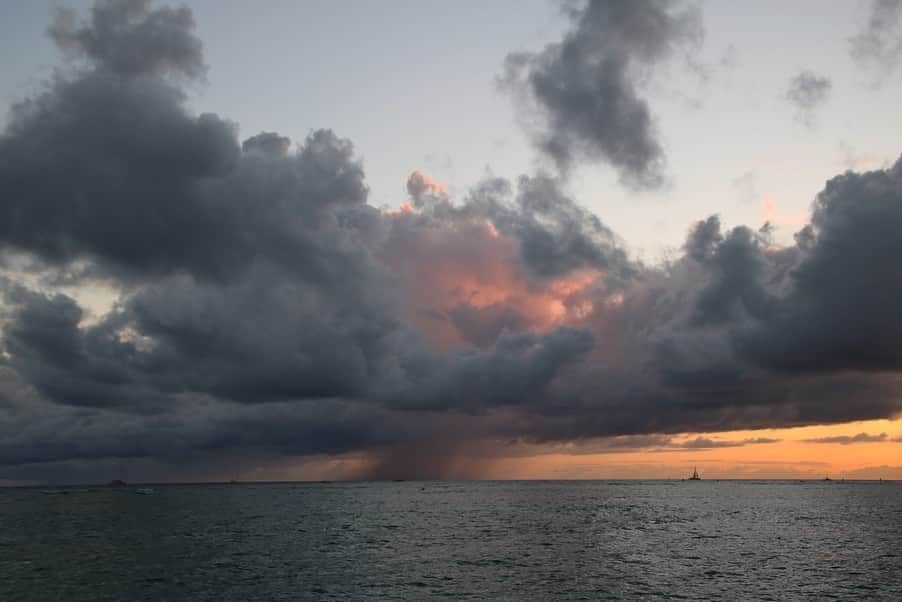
<box><xmin>2</xmin><ymin>480</ymin><xmax>901</xmax><ymax>600</ymax></box>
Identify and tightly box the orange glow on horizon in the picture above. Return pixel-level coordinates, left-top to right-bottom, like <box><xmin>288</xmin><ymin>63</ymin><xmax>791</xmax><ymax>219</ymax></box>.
<box><xmin>480</xmin><ymin>419</ymin><xmax>902</xmax><ymax>480</ymax></box>
<box><xmin>275</xmin><ymin>418</ymin><xmax>902</xmax><ymax>482</ymax></box>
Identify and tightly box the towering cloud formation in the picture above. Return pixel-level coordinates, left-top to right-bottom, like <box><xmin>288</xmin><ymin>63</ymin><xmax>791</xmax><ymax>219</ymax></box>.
<box><xmin>48</xmin><ymin>0</ymin><xmax>205</xmax><ymax>79</ymax></box>
<box><xmin>1</xmin><ymin>1</ymin><xmax>902</xmax><ymax>481</ymax></box>
<box><xmin>500</xmin><ymin>0</ymin><xmax>703</xmax><ymax>188</ymax></box>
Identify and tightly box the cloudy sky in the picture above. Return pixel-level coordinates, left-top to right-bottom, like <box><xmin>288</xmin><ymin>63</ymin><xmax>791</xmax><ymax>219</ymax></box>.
<box><xmin>1</xmin><ymin>0</ymin><xmax>902</xmax><ymax>484</ymax></box>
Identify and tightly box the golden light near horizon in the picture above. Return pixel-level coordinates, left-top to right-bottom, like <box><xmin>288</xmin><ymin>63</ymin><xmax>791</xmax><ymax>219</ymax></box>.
<box><xmin>478</xmin><ymin>419</ymin><xmax>902</xmax><ymax>481</ymax></box>
<box><xmin>264</xmin><ymin>418</ymin><xmax>902</xmax><ymax>483</ymax></box>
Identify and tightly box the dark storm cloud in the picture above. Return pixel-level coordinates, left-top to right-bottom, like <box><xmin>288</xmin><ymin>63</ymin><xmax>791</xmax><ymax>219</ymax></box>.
<box><xmin>785</xmin><ymin>70</ymin><xmax>831</xmax><ymax>125</ymax></box>
<box><xmin>388</xmin><ymin>327</ymin><xmax>594</xmax><ymax>412</ymax></box>
<box><xmin>803</xmin><ymin>432</ymin><xmax>889</xmax><ymax>445</ymax></box>
<box><xmin>0</xmin><ymin>64</ymin><xmax>239</xmax><ymax>276</ymax></box>
<box><xmin>1</xmin><ymin>274</ymin><xmax>593</xmax><ymax>416</ymax></box>
<box><xmin>0</xmin><ymin>0</ymin><xmax>605</xmax><ymax>476</ymax></box>
<box><xmin>511</xmin><ymin>153</ymin><xmax>902</xmax><ymax>443</ymax></box>
<box><xmin>0</xmin><ymin>108</ymin><xmax>394</xmax><ymax>402</ymax></box>
<box><xmin>686</xmin><ymin>220</ymin><xmax>776</xmax><ymax>326</ymax></box>
<box><xmin>850</xmin><ymin>0</ymin><xmax>902</xmax><ymax>78</ymax></box>
<box><xmin>500</xmin><ymin>0</ymin><xmax>703</xmax><ymax>188</ymax></box>
<box><xmin>649</xmin><ymin>158</ymin><xmax>902</xmax><ymax>429</ymax></box>
<box><xmin>0</xmin><ymin>281</ymin><xmax>168</xmax><ymax>410</ymax></box>
<box><xmin>500</xmin><ymin>175</ymin><xmax>637</xmax><ymax>280</ymax></box>
<box><xmin>0</xmin><ymin>268</ymin><xmax>396</xmax><ymax>410</ymax></box>
<box><xmin>637</xmin><ymin>156</ymin><xmax>902</xmax><ymax>425</ymax></box>
<box><xmin>738</xmin><ymin>157</ymin><xmax>902</xmax><ymax>373</ymax></box>
<box><xmin>684</xmin><ymin>215</ymin><xmax>722</xmax><ymax>262</ymax></box>
<box><xmin>447</xmin><ymin>303</ymin><xmax>527</xmax><ymax>348</ymax></box>
<box><xmin>437</xmin><ymin>173</ymin><xmax>639</xmax><ymax>281</ymax></box>
<box><xmin>1</xmin><ymin>0</ymin><xmax>370</xmax><ymax>284</ymax></box>
<box><xmin>49</xmin><ymin>0</ymin><xmax>205</xmax><ymax>79</ymax></box>
<box><xmin>4</xmin><ymin>0</ymin><xmax>902</xmax><ymax>481</ymax></box>
<box><xmin>241</xmin><ymin>132</ymin><xmax>291</xmax><ymax>156</ymax></box>
<box><xmin>514</xmin><ymin>371</ymin><xmax>902</xmax><ymax>447</ymax></box>
<box><xmin>0</xmin><ymin>389</ymin><xmax>408</xmax><ymax>468</ymax></box>
<box><xmin>0</xmin><ymin>75</ymin><xmax>372</xmax><ymax>282</ymax></box>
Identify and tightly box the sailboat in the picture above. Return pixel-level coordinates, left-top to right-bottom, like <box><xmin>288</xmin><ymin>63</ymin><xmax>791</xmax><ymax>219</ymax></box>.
<box><xmin>689</xmin><ymin>466</ymin><xmax>701</xmax><ymax>481</ymax></box>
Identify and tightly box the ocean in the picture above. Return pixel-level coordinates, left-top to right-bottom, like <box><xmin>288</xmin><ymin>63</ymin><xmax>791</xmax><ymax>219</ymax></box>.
<box><xmin>2</xmin><ymin>480</ymin><xmax>900</xmax><ymax>600</ymax></box>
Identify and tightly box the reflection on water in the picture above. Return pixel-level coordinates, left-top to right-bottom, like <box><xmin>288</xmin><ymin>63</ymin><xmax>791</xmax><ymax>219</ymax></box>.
<box><xmin>2</xmin><ymin>480</ymin><xmax>901</xmax><ymax>600</ymax></box>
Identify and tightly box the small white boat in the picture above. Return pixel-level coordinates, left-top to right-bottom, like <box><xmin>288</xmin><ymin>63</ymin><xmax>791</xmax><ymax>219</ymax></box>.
<box><xmin>688</xmin><ymin>467</ymin><xmax>701</xmax><ymax>481</ymax></box>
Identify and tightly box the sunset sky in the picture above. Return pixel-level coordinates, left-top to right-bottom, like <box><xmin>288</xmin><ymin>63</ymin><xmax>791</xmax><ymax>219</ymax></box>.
<box><xmin>1</xmin><ymin>0</ymin><xmax>902</xmax><ymax>484</ymax></box>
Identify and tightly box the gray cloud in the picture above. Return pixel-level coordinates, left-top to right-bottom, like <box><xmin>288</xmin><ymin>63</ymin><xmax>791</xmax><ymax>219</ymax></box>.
<box><xmin>803</xmin><ymin>432</ymin><xmax>889</xmax><ymax>445</ymax></box>
<box><xmin>241</xmin><ymin>131</ymin><xmax>291</xmax><ymax>156</ymax></box>
<box><xmin>666</xmin><ymin>436</ymin><xmax>781</xmax><ymax>450</ymax></box>
<box><xmin>0</xmin><ymin>0</ymin><xmax>602</xmax><ymax>473</ymax></box>
<box><xmin>49</xmin><ymin>0</ymin><xmax>205</xmax><ymax>80</ymax></box>
<box><xmin>466</xmin><ymin>174</ymin><xmax>638</xmax><ymax>280</ymax></box>
<box><xmin>738</xmin><ymin>158</ymin><xmax>902</xmax><ymax>373</ymax></box>
<box><xmin>850</xmin><ymin>0</ymin><xmax>902</xmax><ymax>78</ymax></box>
<box><xmin>500</xmin><ymin>0</ymin><xmax>703</xmax><ymax>188</ymax></box>
<box><xmin>389</xmin><ymin>171</ymin><xmax>639</xmax><ymax>282</ymax></box>
<box><xmin>388</xmin><ymin>327</ymin><xmax>594</xmax><ymax>412</ymax></box>
<box><xmin>521</xmin><ymin>155</ymin><xmax>902</xmax><ymax>441</ymax></box>
<box><xmin>786</xmin><ymin>70</ymin><xmax>831</xmax><ymax>125</ymax></box>
<box><xmin>677</xmin><ymin>216</ymin><xmax>779</xmax><ymax>332</ymax></box>
<box><xmin>447</xmin><ymin>303</ymin><xmax>527</xmax><ymax>348</ymax></box>
<box><xmin>508</xmin><ymin>434</ymin><xmax>781</xmax><ymax>455</ymax></box>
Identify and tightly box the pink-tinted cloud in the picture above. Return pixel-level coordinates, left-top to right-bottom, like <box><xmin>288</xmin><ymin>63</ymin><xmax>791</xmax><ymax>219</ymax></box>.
<box><xmin>407</xmin><ymin>169</ymin><xmax>449</xmax><ymax>207</ymax></box>
<box><xmin>382</xmin><ymin>210</ymin><xmax>601</xmax><ymax>349</ymax></box>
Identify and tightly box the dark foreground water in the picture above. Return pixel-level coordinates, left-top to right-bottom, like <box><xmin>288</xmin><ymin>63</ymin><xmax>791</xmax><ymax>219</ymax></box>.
<box><xmin>2</xmin><ymin>480</ymin><xmax>901</xmax><ymax>600</ymax></box>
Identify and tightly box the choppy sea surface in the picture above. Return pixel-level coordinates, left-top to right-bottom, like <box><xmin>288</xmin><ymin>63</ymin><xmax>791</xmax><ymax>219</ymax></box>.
<box><xmin>2</xmin><ymin>480</ymin><xmax>901</xmax><ymax>600</ymax></box>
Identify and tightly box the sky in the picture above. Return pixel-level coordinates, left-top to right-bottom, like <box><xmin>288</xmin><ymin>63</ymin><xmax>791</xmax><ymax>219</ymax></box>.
<box><xmin>0</xmin><ymin>0</ymin><xmax>901</xmax><ymax>484</ymax></box>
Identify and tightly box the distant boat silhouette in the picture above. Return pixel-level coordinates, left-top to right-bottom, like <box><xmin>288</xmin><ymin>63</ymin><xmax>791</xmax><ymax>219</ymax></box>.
<box><xmin>689</xmin><ymin>467</ymin><xmax>701</xmax><ymax>481</ymax></box>
<box><xmin>823</xmin><ymin>475</ymin><xmax>832</xmax><ymax>481</ymax></box>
